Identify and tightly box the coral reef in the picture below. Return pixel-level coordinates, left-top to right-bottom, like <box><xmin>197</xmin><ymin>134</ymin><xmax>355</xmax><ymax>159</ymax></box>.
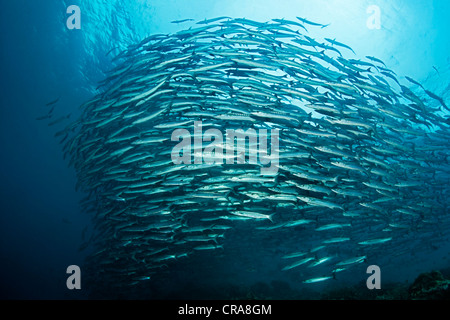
<box><xmin>408</xmin><ymin>271</ymin><xmax>450</xmax><ymax>300</ymax></box>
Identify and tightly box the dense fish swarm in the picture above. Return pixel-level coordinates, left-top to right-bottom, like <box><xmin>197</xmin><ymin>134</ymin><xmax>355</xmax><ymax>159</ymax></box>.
<box><xmin>62</xmin><ymin>17</ymin><xmax>450</xmax><ymax>297</ymax></box>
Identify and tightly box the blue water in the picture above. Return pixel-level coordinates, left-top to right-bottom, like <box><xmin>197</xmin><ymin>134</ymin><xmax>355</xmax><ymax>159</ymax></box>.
<box><xmin>0</xmin><ymin>0</ymin><xmax>449</xmax><ymax>299</ymax></box>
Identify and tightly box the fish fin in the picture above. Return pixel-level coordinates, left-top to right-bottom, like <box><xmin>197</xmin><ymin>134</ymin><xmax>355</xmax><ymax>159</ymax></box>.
<box><xmin>224</xmin><ymin>190</ymin><xmax>232</xmax><ymax>201</ymax></box>
<box><xmin>274</xmin><ymin>174</ymin><xmax>280</xmax><ymax>186</ymax></box>
<box><xmin>181</xmin><ymin>218</ymin><xmax>189</xmax><ymax>229</ymax></box>
<box><xmin>433</xmin><ymin>66</ymin><xmax>440</xmax><ymax>75</ymax></box>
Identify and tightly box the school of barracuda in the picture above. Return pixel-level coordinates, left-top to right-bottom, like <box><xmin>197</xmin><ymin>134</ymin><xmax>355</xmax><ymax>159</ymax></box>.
<box><xmin>60</xmin><ymin>17</ymin><xmax>450</xmax><ymax>296</ymax></box>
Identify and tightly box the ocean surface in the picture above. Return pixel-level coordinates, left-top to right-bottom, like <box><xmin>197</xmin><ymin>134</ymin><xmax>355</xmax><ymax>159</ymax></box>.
<box><xmin>0</xmin><ymin>0</ymin><xmax>449</xmax><ymax>300</ymax></box>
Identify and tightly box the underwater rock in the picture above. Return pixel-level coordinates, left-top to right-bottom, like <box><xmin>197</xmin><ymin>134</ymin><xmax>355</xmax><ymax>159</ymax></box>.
<box><xmin>408</xmin><ymin>271</ymin><xmax>450</xmax><ymax>300</ymax></box>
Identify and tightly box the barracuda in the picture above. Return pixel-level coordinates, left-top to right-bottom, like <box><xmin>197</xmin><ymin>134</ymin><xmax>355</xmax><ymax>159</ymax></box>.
<box><xmin>282</xmin><ymin>257</ymin><xmax>315</xmax><ymax>271</ymax></box>
<box><xmin>231</xmin><ymin>210</ymin><xmax>274</xmax><ymax>222</ymax></box>
<box><xmin>58</xmin><ymin>16</ymin><xmax>450</xmax><ymax>297</ymax></box>
<box><xmin>302</xmin><ymin>276</ymin><xmax>334</xmax><ymax>284</ymax></box>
